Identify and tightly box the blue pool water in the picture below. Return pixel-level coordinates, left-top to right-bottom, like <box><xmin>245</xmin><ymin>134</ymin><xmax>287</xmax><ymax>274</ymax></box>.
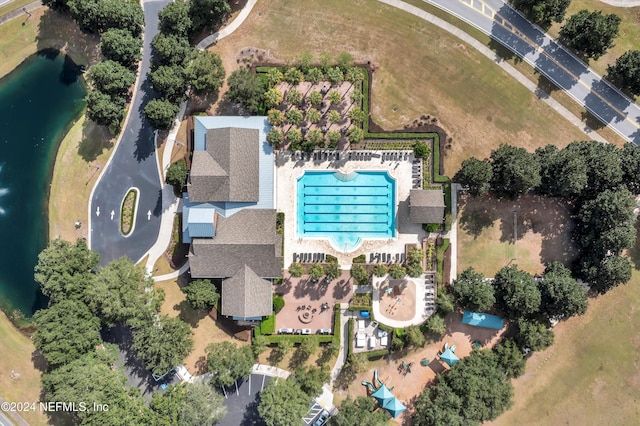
<box><xmin>297</xmin><ymin>171</ymin><xmax>396</xmax><ymax>251</ymax></box>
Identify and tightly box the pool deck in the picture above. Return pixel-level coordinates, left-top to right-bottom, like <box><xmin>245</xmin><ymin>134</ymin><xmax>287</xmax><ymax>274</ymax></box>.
<box><xmin>275</xmin><ymin>150</ymin><xmax>426</xmax><ymax>270</ymax></box>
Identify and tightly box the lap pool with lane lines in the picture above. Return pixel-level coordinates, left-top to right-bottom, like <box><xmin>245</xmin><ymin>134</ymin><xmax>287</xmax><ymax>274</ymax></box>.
<box><xmin>296</xmin><ymin>171</ymin><xmax>396</xmax><ymax>252</ymax></box>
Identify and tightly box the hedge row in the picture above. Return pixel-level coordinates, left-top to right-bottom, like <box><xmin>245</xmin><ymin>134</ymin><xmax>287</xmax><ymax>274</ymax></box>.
<box><xmin>260</xmin><ymin>334</ymin><xmax>333</xmax><ymax>345</ymax></box>
<box><xmin>347</xmin><ymin>318</ymin><xmax>354</xmax><ymax>359</ymax></box>
<box><xmin>332</xmin><ymin>304</ymin><xmax>341</xmax><ymax>347</ymax></box>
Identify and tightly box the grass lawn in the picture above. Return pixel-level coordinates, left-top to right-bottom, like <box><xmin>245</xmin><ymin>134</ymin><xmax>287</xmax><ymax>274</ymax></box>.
<box><xmin>0</xmin><ymin>312</ymin><xmax>47</xmax><ymax>426</ymax></box>
<box><xmin>491</xmin><ymin>270</ymin><xmax>640</xmax><ymax>425</ymax></box>
<box><xmin>457</xmin><ymin>193</ymin><xmax>577</xmax><ymax>277</ymax></box>
<box><xmin>211</xmin><ymin>0</ymin><xmax>587</xmax><ymax>175</ymax></box>
<box><xmin>155</xmin><ymin>277</ymin><xmax>250</xmax><ymax>375</ymax></box>
<box><xmin>0</xmin><ymin>0</ymin><xmax>33</xmax><ymax>16</ymax></box>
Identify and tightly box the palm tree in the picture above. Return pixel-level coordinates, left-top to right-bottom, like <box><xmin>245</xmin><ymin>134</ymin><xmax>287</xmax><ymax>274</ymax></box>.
<box><xmin>328</xmin><ymin>110</ymin><xmax>341</xmax><ymax>124</ymax></box>
<box><xmin>328</xmin><ymin>90</ymin><xmax>341</xmax><ymax>105</ymax></box>
<box><xmin>264</xmin><ymin>88</ymin><xmax>282</xmax><ymax>108</ymax></box>
<box><xmin>348</xmin><ymin>107</ymin><xmax>366</xmax><ymax>125</ymax></box>
<box><xmin>289</xmin><ymin>262</ymin><xmax>305</xmax><ymax>277</ymax></box>
<box><xmin>324</xmin><ymin>263</ymin><xmax>342</xmax><ymax>280</ymax></box>
<box><xmin>267</xmin><ymin>109</ymin><xmax>285</xmax><ymax>126</ymax></box>
<box><xmin>347</xmin><ymin>127</ymin><xmax>364</xmax><ymax>144</ymax></box>
<box><xmin>307</xmin><ymin>90</ymin><xmax>323</xmax><ymax>106</ymax></box>
<box><xmin>350</xmin><ymin>88</ymin><xmax>363</xmax><ymax>106</ymax></box>
<box><xmin>306</xmin><ymin>108</ymin><xmax>320</xmax><ymax>124</ymax></box>
<box><xmin>284</xmin><ymin>68</ymin><xmax>304</xmax><ymax>85</ymax></box>
<box><xmin>345</xmin><ymin>67</ymin><xmax>364</xmax><ymax>84</ymax></box>
<box><xmin>306</xmin><ymin>129</ymin><xmax>324</xmax><ymax>148</ymax></box>
<box><xmin>326</xmin><ymin>67</ymin><xmax>344</xmax><ymax>85</ymax></box>
<box><xmin>306</xmin><ymin>67</ymin><xmax>324</xmax><ymax>84</ymax></box>
<box><xmin>327</xmin><ymin>130</ymin><xmax>340</xmax><ymax>148</ymax></box>
<box><xmin>287</xmin><ymin>128</ymin><xmax>302</xmax><ymax>148</ymax></box>
<box><xmin>266</xmin><ymin>129</ymin><xmax>284</xmax><ymax>149</ymax></box>
<box><xmin>266</xmin><ymin>68</ymin><xmax>283</xmax><ymax>87</ymax></box>
<box><xmin>285</xmin><ymin>89</ymin><xmax>302</xmax><ymax>105</ymax></box>
<box><xmin>286</xmin><ymin>108</ymin><xmax>303</xmax><ymax>126</ymax></box>
<box><xmin>309</xmin><ymin>264</ymin><xmax>324</xmax><ymax>280</ymax></box>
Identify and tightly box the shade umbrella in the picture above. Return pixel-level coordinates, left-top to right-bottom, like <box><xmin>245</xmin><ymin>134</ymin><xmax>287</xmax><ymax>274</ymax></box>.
<box><xmin>382</xmin><ymin>396</ymin><xmax>406</xmax><ymax>418</ymax></box>
<box><xmin>440</xmin><ymin>348</ymin><xmax>460</xmax><ymax>366</ymax></box>
<box><xmin>371</xmin><ymin>384</ymin><xmax>394</xmax><ymax>406</ymax></box>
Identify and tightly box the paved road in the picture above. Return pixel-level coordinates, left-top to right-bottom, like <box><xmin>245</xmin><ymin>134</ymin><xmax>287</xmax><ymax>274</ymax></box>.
<box><xmin>90</xmin><ymin>0</ymin><xmax>169</xmax><ymax>265</ymax></box>
<box><xmin>421</xmin><ymin>0</ymin><xmax>640</xmax><ymax>144</ymax></box>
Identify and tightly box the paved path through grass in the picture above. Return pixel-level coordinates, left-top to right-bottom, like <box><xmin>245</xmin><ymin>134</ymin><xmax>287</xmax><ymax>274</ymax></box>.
<box><xmin>0</xmin><ymin>0</ymin><xmax>41</xmax><ymax>25</ymax></box>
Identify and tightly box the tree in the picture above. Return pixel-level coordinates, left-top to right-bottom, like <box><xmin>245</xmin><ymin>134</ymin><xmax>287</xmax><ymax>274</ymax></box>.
<box><xmin>437</xmin><ymin>290</ymin><xmax>456</xmax><ymax>315</ymax></box>
<box><xmin>189</xmin><ymin>0</ymin><xmax>230</xmax><ymax>36</ymax></box>
<box><xmin>328</xmin><ymin>110</ymin><xmax>341</xmax><ymax>124</ymax></box>
<box><xmin>258</xmin><ymin>379</ymin><xmax>311</xmax><ymax>426</ymax></box>
<box><xmin>307</xmin><ymin>90</ymin><xmax>323</xmax><ymax>106</ymax></box>
<box><xmin>536</xmin><ymin>144</ymin><xmax>588</xmax><ymax>197</ymax></box>
<box><xmin>413</xmin><ymin>140</ymin><xmax>430</xmax><ymax>159</ymax></box>
<box><xmin>621</xmin><ymin>142</ymin><xmax>640</xmax><ymax>194</ymax></box>
<box><xmin>510</xmin><ymin>0</ymin><xmax>571</xmax><ymax>27</ymax></box>
<box><xmin>159</xmin><ymin>0</ymin><xmax>192</xmax><ymax>36</ymax></box>
<box><xmin>347</xmin><ymin>127</ymin><xmax>364</xmax><ymax>144</ymax></box>
<box><xmin>289</xmin><ymin>262</ymin><xmax>305</xmax><ymax>277</ymax></box>
<box><xmin>166</xmin><ymin>158</ymin><xmax>188</xmax><ymax>193</ymax></box>
<box><xmin>34</xmin><ymin>238</ymin><xmax>100</xmax><ymax>304</ymax></box>
<box><xmin>265</xmin><ymin>68</ymin><xmax>284</xmax><ymax>88</ymax></box>
<box><xmin>452</xmin><ymin>267</ymin><xmax>495</xmax><ymax>312</ymax></box>
<box><xmin>336</xmin><ymin>52</ymin><xmax>354</xmax><ymax>72</ymax></box>
<box><xmin>372</xmin><ymin>264</ymin><xmax>388</xmax><ymax>277</ymax></box>
<box><xmin>145</xmin><ymin>99</ymin><xmax>179</xmax><ymax>131</ymax></box>
<box><xmin>266</xmin><ymin>129</ymin><xmax>285</xmax><ymax>149</ymax></box>
<box><xmin>132</xmin><ymin>315</ymin><xmax>193</xmax><ymax>376</ymax></box>
<box><xmin>493</xmin><ymin>265</ymin><xmax>541</xmax><ymax>319</ymax></box>
<box><xmin>301</xmin><ymin>68</ymin><xmax>321</xmax><ymax>85</ymax></box>
<box><xmin>423</xmin><ymin>313</ymin><xmax>447</xmax><ymax>336</ymax></box>
<box><xmin>299</xmin><ymin>338</ymin><xmax>319</xmax><ymax>360</ymax></box>
<box><xmin>566</xmin><ymin>141</ymin><xmax>623</xmax><ymax>198</ymax></box>
<box><xmin>86</xmin><ymin>89</ymin><xmax>124</xmax><ymax>128</ymax></box>
<box><xmin>42</xmin><ymin>350</ymin><xmax>152</xmax><ymax>425</ymax></box>
<box><xmin>151</xmin><ymin>33</ymin><xmax>192</xmax><ymax>67</ymax></box>
<box><xmin>306</xmin><ymin>108</ymin><xmax>321</xmax><ymax>124</ymax></box>
<box><xmin>183</xmin><ymin>279</ymin><xmax>219</xmax><ymax>311</ymax></box>
<box><xmin>405</xmin><ymin>326</ymin><xmax>426</xmax><ymax>348</ymax></box>
<box><xmin>68</xmin><ymin>0</ymin><xmax>144</xmax><ymax>36</ymax></box>
<box><xmin>306</xmin><ymin>129</ymin><xmax>324</xmax><ymax>148</ymax></box>
<box><xmin>346</xmin><ymin>67</ymin><xmax>364</xmax><ymax>84</ymax></box>
<box><xmin>453</xmin><ymin>157</ymin><xmax>493</xmax><ymax>196</ymax></box>
<box><xmin>539</xmin><ymin>262</ymin><xmax>587</xmax><ymax>318</ymax></box>
<box><xmin>227</xmin><ymin>69</ymin><xmax>265</xmax><ymax>114</ymax></box>
<box><xmin>515</xmin><ymin>318</ymin><xmax>554</xmax><ymax>351</ymax></box>
<box><xmin>33</xmin><ymin>300</ymin><xmax>102</xmax><ymax>368</ymax></box>
<box><xmin>332</xmin><ymin>396</ymin><xmax>389</xmax><ymax>426</ymax></box>
<box><xmin>319</xmin><ymin>52</ymin><xmax>333</xmax><ymax>72</ymax></box>
<box><xmin>286</xmin><ymin>108</ymin><xmax>303</xmax><ymax>126</ymax></box>
<box><xmin>389</xmin><ymin>264</ymin><xmax>406</xmax><ymax>279</ymax></box>
<box><xmin>267</xmin><ymin>109</ymin><xmax>285</xmax><ymax>126</ymax></box>
<box><xmin>347</xmin><ymin>352</ymin><xmax>369</xmax><ymax>373</ymax></box>
<box><xmin>327</xmin><ymin>130</ymin><xmax>341</xmax><ymax>148</ymax></box>
<box><xmin>413</xmin><ymin>381</ymin><xmax>464</xmax><ymax>426</ymax></box>
<box><xmin>185</xmin><ymin>50</ymin><xmax>226</xmax><ymax>95</ymax></box>
<box><xmin>150</xmin><ymin>382</ymin><xmax>187</xmax><ymax>425</ymax></box>
<box><xmin>490</xmin><ymin>144</ymin><xmax>541</xmax><ymax>199</ymax></box>
<box><xmin>90</xmin><ymin>258</ymin><xmax>162</xmax><ymax>326</ymax></box>
<box><xmin>179</xmin><ymin>382</ymin><xmax>226</xmax><ymax>426</ymax></box>
<box><xmin>309</xmin><ymin>263</ymin><xmax>324</xmax><ymax>280</ymax></box>
<box><xmin>100</xmin><ymin>28</ymin><xmax>142</xmax><ymax>68</ymax></box>
<box><xmin>324</xmin><ymin>262</ymin><xmax>342</xmax><ymax>280</ymax></box>
<box><xmin>285</xmin><ymin>89</ymin><xmax>302</xmax><ymax>105</ymax></box>
<box><xmin>350</xmin><ymin>88</ymin><xmax>363</xmax><ymax>106</ymax></box>
<box><xmin>150</xmin><ymin>65</ymin><xmax>187</xmax><ymax>102</ymax></box>
<box><xmin>277</xmin><ymin>339</ymin><xmax>293</xmax><ymax>357</ymax></box>
<box><xmin>493</xmin><ymin>338</ymin><xmax>525</xmax><ymax>379</ymax></box>
<box><xmin>560</xmin><ymin>10</ymin><xmax>621</xmax><ymax>59</ymax></box>
<box><xmin>205</xmin><ymin>341</ymin><xmax>255</xmax><ymax>387</ymax></box>
<box><xmin>284</xmin><ymin>67</ymin><xmax>304</xmax><ymax>85</ymax></box>
<box><xmin>287</xmin><ymin>128</ymin><xmax>302</xmax><ymax>148</ymax></box>
<box><xmin>587</xmin><ymin>254</ymin><xmax>633</xmax><ymax>294</ymax></box>
<box><xmin>347</xmin><ymin>106</ymin><xmax>365</xmax><ymax>125</ymax></box>
<box><xmin>326</xmin><ymin>67</ymin><xmax>344</xmax><ymax>85</ymax></box>
<box><xmin>328</xmin><ymin>90</ymin><xmax>342</xmax><ymax>105</ymax></box>
<box><xmin>406</xmin><ymin>263</ymin><xmax>423</xmax><ymax>278</ymax></box>
<box><xmin>607</xmin><ymin>50</ymin><xmax>640</xmax><ymax>95</ymax></box>
<box><xmin>264</xmin><ymin>88</ymin><xmax>283</xmax><ymax>108</ymax></box>
<box><xmin>350</xmin><ymin>264</ymin><xmax>369</xmax><ymax>285</ymax></box>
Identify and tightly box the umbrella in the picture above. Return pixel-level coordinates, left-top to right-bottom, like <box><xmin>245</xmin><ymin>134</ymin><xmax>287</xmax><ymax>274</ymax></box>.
<box><xmin>382</xmin><ymin>396</ymin><xmax>406</xmax><ymax>418</ymax></box>
<box><xmin>440</xmin><ymin>348</ymin><xmax>460</xmax><ymax>366</ymax></box>
<box><xmin>372</xmin><ymin>384</ymin><xmax>394</xmax><ymax>406</ymax></box>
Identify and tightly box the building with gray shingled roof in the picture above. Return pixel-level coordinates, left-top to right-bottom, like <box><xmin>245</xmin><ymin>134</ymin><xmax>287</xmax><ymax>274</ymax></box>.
<box><xmin>409</xmin><ymin>189</ymin><xmax>445</xmax><ymax>224</ymax></box>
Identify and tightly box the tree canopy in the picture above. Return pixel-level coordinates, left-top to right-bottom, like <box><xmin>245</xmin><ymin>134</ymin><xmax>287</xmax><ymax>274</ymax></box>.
<box><xmin>68</xmin><ymin>0</ymin><xmax>144</xmax><ymax>36</ymax></box>
<box><xmin>144</xmin><ymin>99</ymin><xmax>180</xmax><ymax>131</ymax></box>
<box><xmin>560</xmin><ymin>10</ymin><xmax>621</xmax><ymax>59</ymax></box>
<box><xmin>151</xmin><ymin>33</ymin><xmax>192</xmax><ymax>67</ymax></box>
<box><xmin>331</xmin><ymin>396</ymin><xmax>389</xmax><ymax>426</ymax></box>
<box><xmin>454</xmin><ymin>157</ymin><xmax>493</xmax><ymax>196</ymax></box>
<box><xmin>185</xmin><ymin>50</ymin><xmax>226</xmax><ymax>95</ymax></box>
<box><xmin>515</xmin><ymin>318</ymin><xmax>554</xmax><ymax>351</ymax></box>
<box><xmin>539</xmin><ymin>262</ymin><xmax>587</xmax><ymax>319</ymax></box>
<box><xmin>493</xmin><ymin>265</ymin><xmax>541</xmax><ymax>319</ymax></box>
<box><xmin>132</xmin><ymin>315</ymin><xmax>194</xmax><ymax>376</ymax></box>
<box><xmin>293</xmin><ymin>366</ymin><xmax>330</xmax><ymax>397</ymax></box>
<box><xmin>608</xmin><ymin>50</ymin><xmax>640</xmax><ymax>96</ymax></box>
<box><xmin>86</xmin><ymin>89</ymin><xmax>125</xmax><ymax>129</ymax></box>
<box><xmin>189</xmin><ymin>0</ymin><xmax>231</xmax><ymax>36</ymax></box>
<box><xmin>452</xmin><ymin>267</ymin><xmax>495</xmax><ymax>312</ymax></box>
<box><xmin>151</xmin><ymin>381</ymin><xmax>226</xmax><ymax>426</ymax></box>
<box><xmin>100</xmin><ymin>28</ymin><xmax>142</xmax><ymax>68</ymax></box>
<box><xmin>158</xmin><ymin>0</ymin><xmax>192</xmax><ymax>36</ymax></box>
<box><xmin>184</xmin><ymin>279</ymin><xmax>220</xmax><ymax>311</ymax></box>
<box><xmin>490</xmin><ymin>144</ymin><xmax>541</xmax><ymax>199</ymax></box>
<box><xmin>150</xmin><ymin>65</ymin><xmax>188</xmax><ymax>102</ymax></box>
<box><xmin>226</xmin><ymin>68</ymin><xmax>266</xmax><ymax>114</ymax></box>
<box><xmin>258</xmin><ymin>379</ymin><xmax>311</xmax><ymax>426</ymax></box>
<box><xmin>510</xmin><ymin>0</ymin><xmax>570</xmax><ymax>27</ymax></box>
<box><xmin>206</xmin><ymin>341</ymin><xmax>255</xmax><ymax>387</ymax></box>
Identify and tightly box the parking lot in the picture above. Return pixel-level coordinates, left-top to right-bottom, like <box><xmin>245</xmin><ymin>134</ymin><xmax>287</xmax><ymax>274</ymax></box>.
<box><xmin>217</xmin><ymin>374</ymin><xmax>273</xmax><ymax>426</ymax></box>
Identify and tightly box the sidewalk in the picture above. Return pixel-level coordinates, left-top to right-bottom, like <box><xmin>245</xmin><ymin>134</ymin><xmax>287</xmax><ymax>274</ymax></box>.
<box><xmin>599</xmin><ymin>0</ymin><xmax>640</xmax><ymax>6</ymax></box>
<box><xmin>377</xmin><ymin>0</ymin><xmax>608</xmax><ymax>144</ymax></box>
<box><xmin>330</xmin><ymin>303</ymin><xmax>351</xmax><ymax>385</ymax></box>
<box><xmin>196</xmin><ymin>0</ymin><xmax>257</xmax><ymax>49</ymax></box>
<box><xmin>0</xmin><ymin>0</ymin><xmax>42</xmax><ymax>26</ymax></box>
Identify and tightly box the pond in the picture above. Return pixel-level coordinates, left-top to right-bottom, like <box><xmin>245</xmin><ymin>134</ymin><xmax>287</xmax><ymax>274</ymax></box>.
<box><xmin>0</xmin><ymin>49</ymin><xmax>86</xmax><ymax>315</ymax></box>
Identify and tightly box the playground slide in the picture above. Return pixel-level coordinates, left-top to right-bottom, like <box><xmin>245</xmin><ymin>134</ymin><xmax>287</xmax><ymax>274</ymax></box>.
<box><xmin>361</xmin><ymin>381</ymin><xmax>376</xmax><ymax>392</ymax></box>
<box><xmin>374</xmin><ymin>369</ymin><xmax>384</xmax><ymax>387</ymax></box>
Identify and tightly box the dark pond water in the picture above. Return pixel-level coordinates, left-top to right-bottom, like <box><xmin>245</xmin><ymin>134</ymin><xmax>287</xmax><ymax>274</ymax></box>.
<box><xmin>0</xmin><ymin>49</ymin><xmax>86</xmax><ymax>315</ymax></box>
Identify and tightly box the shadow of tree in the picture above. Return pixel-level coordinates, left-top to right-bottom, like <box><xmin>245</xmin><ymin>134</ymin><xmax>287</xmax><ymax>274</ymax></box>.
<box><xmin>267</xmin><ymin>348</ymin><xmax>285</xmax><ymax>365</ymax></box>
<box><xmin>627</xmin><ymin>218</ymin><xmax>640</xmax><ymax>270</ymax></box>
<box><xmin>77</xmin><ymin>119</ymin><xmax>115</xmax><ymax>162</ymax></box>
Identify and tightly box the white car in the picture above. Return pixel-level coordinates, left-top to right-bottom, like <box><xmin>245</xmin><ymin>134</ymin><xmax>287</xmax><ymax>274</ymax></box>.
<box><xmin>278</xmin><ymin>328</ymin><xmax>293</xmax><ymax>334</ymax></box>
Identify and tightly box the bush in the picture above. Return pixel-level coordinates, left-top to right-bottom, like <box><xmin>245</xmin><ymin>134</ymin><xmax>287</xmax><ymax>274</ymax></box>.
<box><xmin>273</xmin><ymin>296</ymin><xmax>285</xmax><ymax>314</ymax></box>
<box><xmin>423</xmin><ymin>223</ymin><xmax>441</xmax><ymax>233</ymax></box>
<box><xmin>352</xmin><ymin>254</ymin><xmax>366</xmax><ymax>264</ymax></box>
<box><xmin>289</xmin><ymin>262</ymin><xmax>304</xmax><ymax>277</ymax></box>
<box><xmin>388</xmin><ymin>264</ymin><xmax>406</xmax><ymax>279</ymax></box>
<box><xmin>413</xmin><ymin>139</ymin><xmax>431</xmax><ymax>158</ymax></box>
<box><xmin>261</xmin><ymin>314</ymin><xmax>275</xmax><ymax>335</ymax></box>
<box><xmin>350</xmin><ymin>264</ymin><xmax>369</xmax><ymax>285</ymax></box>
<box><xmin>372</xmin><ymin>264</ymin><xmax>388</xmax><ymax>277</ymax></box>
<box><xmin>165</xmin><ymin>158</ymin><xmax>187</xmax><ymax>193</ymax></box>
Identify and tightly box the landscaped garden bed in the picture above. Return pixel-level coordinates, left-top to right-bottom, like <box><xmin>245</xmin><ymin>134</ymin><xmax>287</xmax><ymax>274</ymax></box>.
<box><xmin>120</xmin><ymin>188</ymin><xmax>139</xmax><ymax>236</ymax></box>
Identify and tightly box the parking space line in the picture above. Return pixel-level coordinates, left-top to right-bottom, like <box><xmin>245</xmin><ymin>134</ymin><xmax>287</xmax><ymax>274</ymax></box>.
<box><xmin>261</xmin><ymin>374</ymin><xmax>266</xmax><ymax>390</ymax></box>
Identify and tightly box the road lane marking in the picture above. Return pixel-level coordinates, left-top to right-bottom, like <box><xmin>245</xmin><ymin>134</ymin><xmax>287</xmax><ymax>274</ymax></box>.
<box><xmin>96</xmin><ymin>206</ymin><xmax>100</xmax><ymax>217</ymax></box>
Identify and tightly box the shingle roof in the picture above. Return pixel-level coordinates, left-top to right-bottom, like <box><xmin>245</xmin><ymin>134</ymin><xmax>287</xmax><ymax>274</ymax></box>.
<box><xmin>188</xmin><ymin>127</ymin><xmax>260</xmax><ymax>203</ymax></box>
<box><xmin>409</xmin><ymin>189</ymin><xmax>445</xmax><ymax>224</ymax></box>
<box><xmin>221</xmin><ymin>265</ymin><xmax>273</xmax><ymax>318</ymax></box>
<box><xmin>189</xmin><ymin>209</ymin><xmax>283</xmax><ymax>278</ymax></box>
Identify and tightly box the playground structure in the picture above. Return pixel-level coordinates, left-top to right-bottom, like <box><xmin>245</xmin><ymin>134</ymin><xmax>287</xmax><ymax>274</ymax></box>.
<box><xmin>361</xmin><ymin>369</ymin><xmax>406</xmax><ymax>419</ymax></box>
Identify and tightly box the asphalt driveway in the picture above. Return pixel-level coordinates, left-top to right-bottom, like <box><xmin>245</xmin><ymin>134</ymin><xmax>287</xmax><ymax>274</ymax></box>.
<box><xmin>89</xmin><ymin>0</ymin><xmax>170</xmax><ymax>265</ymax></box>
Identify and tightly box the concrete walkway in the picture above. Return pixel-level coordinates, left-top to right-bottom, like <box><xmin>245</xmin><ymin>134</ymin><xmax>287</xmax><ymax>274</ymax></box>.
<box><xmin>0</xmin><ymin>0</ymin><xmax>41</xmax><ymax>26</ymax></box>
<box><xmin>449</xmin><ymin>183</ymin><xmax>458</xmax><ymax>281</ymax></box>
<box><xmin>599</xmin><ymin>0</ymin><xmax>640</xmax><ymax>6</ymax></box>
<box><xmin>377</xmin><ymin>0</ymin><xmax>608</xmax><ymax>144</ymax></box>
<box><xmin>330</xmin><ymin>303</ymin><xmax>351</xmax><ymax>386</ymax></box>
<box><xmin>196</xmin><ymin>0</ymin><xmax>257</xmax><ymax>49</ymax></box>
<box><xmin>252</xmin><ymin>363</ymin><xmax>291</xmax><ymax>379</ymax></box>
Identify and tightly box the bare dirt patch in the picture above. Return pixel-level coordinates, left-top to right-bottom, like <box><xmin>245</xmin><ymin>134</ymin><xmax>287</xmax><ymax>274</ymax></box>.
<box><xmin>457</xmin><ymin>193</ymin><xmax>578</xmax><ymax>276</ymax></box>
<box><xmin>378</xmin><ymin>279</ymin><xmax>416</xmax><ymax>322</ymax></box>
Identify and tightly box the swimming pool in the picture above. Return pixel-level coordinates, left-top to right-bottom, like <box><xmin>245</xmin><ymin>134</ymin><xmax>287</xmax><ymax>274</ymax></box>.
<box><xmin>297</xmin><ymin>171</ymin><xmax>396</xmax><ymax>251</ymax></box>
